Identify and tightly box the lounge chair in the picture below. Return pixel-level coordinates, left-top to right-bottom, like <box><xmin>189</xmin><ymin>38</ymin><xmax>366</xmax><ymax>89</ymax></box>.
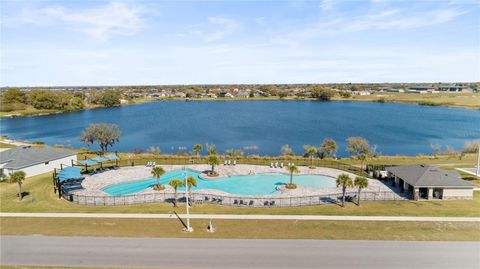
<box><xmin>224</xmin><ymin>160</ymin><xmax>228</xmax><ymax>165</ymax></box>
<box><xmin>233</xmin><ymin>160</ymin><xmax>236</xmax><ymax>166</ymax></box>
<box><xmin>233</xmin><ymin>199</ymin><xmax>238</xmax><ymax>205</ymax></box>
<box><xmin>270</xmin><ymin>162</ymin><xmax>274</xmax><ymax>168</ymax></box>
<box><xmin>211</xmin><ymin>198</ymin><xmax>217</xmax><ymax>202</ymax></box>
<box><xmin>146</xmin><ymin>162</ymin><xmax>150</xmax><ymax>167</ymax></box>
<box><xmin>152</xmin><ymin>162</ymin><xmax>156</xmax><ymax>167</ymax></box>
<box><xmin>226</xmin><ymin>160</ymin><xmax>230</xmax><ymax>165</ymax></box>
<box><xmin>280</xmin><ymin>163</ymin><xmax>284</xmax><ymax>168</ymax></box>
<box><xmin>217</xmin><ymin>198</ymin><xmax>223</xmax><ymax>203</ymax></box>
<box><xmin>249</xmin><ymin>200</ymin><xmax>254</xmax><ymax>206</ymax></box>
<box><xmin>264</xmin><ymin>201</ymin><xmax>269</xmax><ymax>206</ymax></box>
<box><xmin>275</xmin><ymin>162</ymin><xmax>279</xmax><ymax>168</ymax></box>
<box><xmin>269</xmin><ymin>201</ymin><xmax>275</xmax><ymax>206</ymax></box>
<box><xmin>239</xmin><ymin>200</ymin><xmax>244</xmax><ymax>205</ymax></box>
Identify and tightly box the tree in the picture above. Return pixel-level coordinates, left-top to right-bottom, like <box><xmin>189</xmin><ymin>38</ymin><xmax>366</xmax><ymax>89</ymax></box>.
<box><xmin>29</xmin><ymin>90</ymin><xmax>58</xmax><ymax>109</ymax></box>
<box><xmin>207</xmin><ymin>145</ymin><xmax>217</xmax><ymax>155</ymax></box>
<box><xmin>346</xmin><ymin>137</ymin><xmax>371</xmax><ymax>157</ymax></box>
<box><xmin>207</xmin><ymin>155</ymin><xmax>220</xmax><ymax>173</ymax></box>
<box><xmin>184</xmin><ymin>175</ymin><xmax>198</xmax><ymax>204</ymax></box>
<box><xmin>9</xmin><ymin>171</ymin><xmax>26</xmax><ymax>201</ymax></box>
<box><xmin>100</xmin><ymin>90</ymin><xmax>121</xmax><ymax>107</ymax></box>
<box><xmin>357</xmin><ymin>153</ymin><xmax>367</xmax><ymax>171</ymax></box>
<box><xmin>286</xmin><ymin>165</ymin><xmax>300</xmax><ymax>186</ymax></box>
<box><xmin>304</xmin><ymin>145</ymin><xmax>318</xmax><ymax>167</ymax></box>
<box><xmin>281</xmin><ymin>144</ymin><xmax>295</xmax><ymax>156</ymax></box>
<box><xmin>354</xmin><ymin>176</ymin><xmax>369</xmax><ymax>206</ymax></box>
<box><xmin>68</xmin><ymin>97</ymin><xmax>85</xmax><ymax>111</ymax></box>
<box><xmin>336</xmin><ymin>173</ymin><xmax>353</xmax><ymax>207</ymax></box>
<box><xmin>193</xmin><ymin>144</ymin><xmax>203</xmax><ymax>156</ymax></box>
<box><xmin>310</xmin><ymin>87</ymin><xmax>335</xmax><ymax>101</ymax></box>
<box><xmin>1</xmin><ymin>88</ymin><xmax>27</xmax><ymax>104</ymax></box>
<box><xmin>430</xmin><ymin>143</ymin><xmax>441</xmax><ymax>157</ymax></box>
<box><xmin>79</xmin><ymin>123</ymin><xmax>121</xmax><ymax>152</ymax></box>
<box><xmin>225</xmin><ymin>149</ymin><xmax>234</xmax><ymax>157</ymax></box>
<box><xmin>319</xmin><ymin>138</ymin><xmax>337</xmax><ymax>158</ymax></box>
<box><xmin>169</xmin><ymin>178</ymin><xmax>183</xmax><ymax>207</ymax></box>
<box><xmin>234</xmin><ymin>149</ymin><xmax>244</xmax><ymax>157</ymax></box>
<box><xmin>151</xmin><ymin>166</ymin><xmax>165</xmax><ymax>188</ymax></box>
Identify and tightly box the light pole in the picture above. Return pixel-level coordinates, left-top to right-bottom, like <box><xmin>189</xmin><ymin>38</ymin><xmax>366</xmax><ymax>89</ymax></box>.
<box><xmin>476</xmin><ymin>143</ymin><xmax>480</xmax><ymax>176</ymax></box>
<box><xmin>183</xmin><ymin>170</ymin><xmax>193</xmax><ymax>232</ymax></box>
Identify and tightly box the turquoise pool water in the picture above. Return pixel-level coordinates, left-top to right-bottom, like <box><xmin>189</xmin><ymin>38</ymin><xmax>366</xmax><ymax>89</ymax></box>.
<box><xmin>102</xmin><ymin>169</ymin><xmax>336</xmax><ymax>196</ymax></box>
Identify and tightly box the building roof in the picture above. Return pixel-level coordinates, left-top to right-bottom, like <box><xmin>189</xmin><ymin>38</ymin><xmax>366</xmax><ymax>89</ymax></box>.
<box><xmin>0</xmin><ymin>146</ymin><xmax>76</xmax><ymax>169</ymax></box>
<box><xmin>386</xmin><ymin>164</ymin><xmax>473</xmax><ymax>188</ymax></box>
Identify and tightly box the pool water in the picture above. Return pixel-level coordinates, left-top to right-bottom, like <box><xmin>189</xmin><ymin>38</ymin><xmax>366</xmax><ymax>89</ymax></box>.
<box><xmin>102</xmin><ymin>169</ymin><xmax>336</xmax><ymax>196</ymax></box>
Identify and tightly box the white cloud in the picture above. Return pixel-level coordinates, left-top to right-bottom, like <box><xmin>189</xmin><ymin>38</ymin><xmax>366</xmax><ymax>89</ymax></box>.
<box><xmin>205</xmin><ymin>16</ymin><xmax>240</xmax><ymax>41</ymax></box>
<box><xmin>7</xmin><ymin>2</ymin><xmax>145</xmax><ymax>41</ymax></box>
<box><xmin>319</xmin><ymin>0</ymin><xmax>334</xmax><ymax>11</ymax></box>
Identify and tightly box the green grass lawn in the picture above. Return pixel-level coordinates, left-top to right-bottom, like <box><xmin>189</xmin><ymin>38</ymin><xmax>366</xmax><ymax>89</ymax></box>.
<box><xmin>2</xmin><ymin>172</ymin><xmax>479</xmax><ymax>217</ymax></box>
<box><xmin>1</xmin><ymin>217</ymin><xmax>479</xmax><ymax>241</ymax></box>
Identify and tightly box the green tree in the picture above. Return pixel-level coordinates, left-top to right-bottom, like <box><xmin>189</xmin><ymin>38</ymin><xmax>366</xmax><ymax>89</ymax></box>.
<box><xmin>310</xmin><ymin>87</ymin><xmax>335</xmax><ymax>101</ymax></box>
<box><xmin>79</xmin><ymin>123</ymin><xmax>121</xmax><ymax>152</ymax></box>
<box><xmin>336</xmin><ymin>173</ymin><xmax>353</xmax><ymax>207</ymax></box>
<box><xmin>207</xmin><ymin>155</ymin><xmax>220</xmax><ymax>173</ymax></box>
<box><xmin>319</xmin><ymin>138</ymin><xmax>337</xmax><ymax>158</ymax></box>
<box><xmin>9</xmin><ymin>171</ymin><xmax>26</xmax><ymax>201</ymax></box>
<box><xmin>68</xmin><ymin>97</ymin><xmax>85</xmax><ymax>111</ymax></box>
<box><xmin>354</xmin><ymin>176</ymin><xmax>369</xmax><ymax>206</ymax></box>
<box><xmin>184</xmin><ymin>175</ymin><xmax>198</xmax><ymax>203</ymax></box>
<box><xmin>225</xmin><ymin>149</ymin><xmax>234</xmax><ymax>157</ymax></box>
<box><xmin>192</xmin><ymin>144</ymin><xmax>203</xmax><ymax>156</ymax></box>
<box><xmin>234</xmin><ymin>149</ymin><xmax>244</xmax><ymax>157</ymax></box>
<box><xmin>169</xmin><ymin>178</ymin><xmax>183</xmax><ymax>207</ymax></box>
<box><xmin>207</xmin><ymin>145</ymin><xmax>217</xmax><ymax>155</ymax></box>
<box><xmin>357</xmin><ymin>153</ymin><xmax>367</xmax><ymax>171</ymax></box>
<box><xmin>286</xmin><ymin>165</ymin><xmax>300</xmax><ymax>185</ymax></box>
<box><xmin>304</xmin><ymin>145</ymin><xmax>318</xmax><ymax>167</ymax></box>
<box><xmin>1</xmin><ymin>88</ymin><xmax>27</xmax><ymax>104</ymax></box>
<box><xmin>29</xmin><ymin>90</ymin><xmax>58</xmax><ymax>109</ymax></box>
<box><xmin>151</xmin><ymin>166</ymin><xmax>165</xmax><ymax>188</ymax></box>
<box><xmin>100</xmin><ymin>90</ymin><xmax>121</xmax><ymax>107</ymax></box>
<box><xmin>346</xmin><ymin>136</ymin><xmax>372</xmax><ymax>157</ymax></box>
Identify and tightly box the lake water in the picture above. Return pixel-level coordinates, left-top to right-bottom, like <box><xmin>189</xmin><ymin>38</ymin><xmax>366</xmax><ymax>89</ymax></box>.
<box><xmin>0</xmin><ymin>100</ymin><xmax>479</xmax><ymax>156</ymax></box>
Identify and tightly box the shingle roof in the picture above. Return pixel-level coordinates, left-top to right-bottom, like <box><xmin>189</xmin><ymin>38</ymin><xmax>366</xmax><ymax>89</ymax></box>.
<box><xmin>386</xmin><ymin>164</ymin><xmax>473</xmax><ymax>188</ymax></box>
<box><xmin>0</xmin><ymin>146</ymin><xmax>76</xmax><ymax>169</ymax></box>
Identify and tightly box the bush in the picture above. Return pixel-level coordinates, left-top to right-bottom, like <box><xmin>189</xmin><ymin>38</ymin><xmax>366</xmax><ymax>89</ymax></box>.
<box><xmin>285</xmin><ymin>183</ymin><xmax>297</xmax><ymax>189</ymax></box>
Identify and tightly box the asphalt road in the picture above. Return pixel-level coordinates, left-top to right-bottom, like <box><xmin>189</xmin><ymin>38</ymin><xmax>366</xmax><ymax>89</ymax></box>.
<box><xmin>1</xmin><ymin>236</ymin><xmax>479</xmax><ymax>269</ymax></box>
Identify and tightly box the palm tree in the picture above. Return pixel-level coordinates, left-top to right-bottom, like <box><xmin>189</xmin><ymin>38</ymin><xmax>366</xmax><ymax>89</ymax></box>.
<box><xmin>305</xmin><ymin>146</ymin><xmax>318</xmax><ymax>167</ymax></box>
<box><xmin>193</xmin><ymin>144</ymin><xmax>203</xmax><ymax>157</ymax></box>
<box><xmin>169</xmin><ymin>178</ymin><xmax>183</xmax><ymax>207</ymax></box>
<box><xmin>207</xmin><ymin>155</ymin><xmax>220</xmax><ymax>174</ymax></box>
<box><xmin>184</xmin><ymin>176</ymin><xmax>198</xmax><ymax>204</ymax></box>
<box><xmin>336</xmin><ymin>173</ymin><xmax>353</xmax><ymax>207</ymax></box>
<box><xmin>225</xmin><ymin>149</ymin><xmax>234</xmax><ymax>157</ymax></box>
<box><xmin>286</xmin><ymin>165</ymin><xmax>300</xmax><ymax>185</ymax></box>
<box><xmin>10</xmin><ymin>171</ymin><xmax>26</xmax><ymax>201</ymax></box>
<box><xmin>357</xmin><ymin>153</ymin><xmax>367</xmax><ymax>171</ymax></box>
<box><xmin>354</xmin><ymin>176</ymin><xmax>369</xmax><ymax>206</ymax></box>
<box><xmin>151</xmin><ymin>166</ymin><xmax>165</xmax><ymax>188</ymax></box>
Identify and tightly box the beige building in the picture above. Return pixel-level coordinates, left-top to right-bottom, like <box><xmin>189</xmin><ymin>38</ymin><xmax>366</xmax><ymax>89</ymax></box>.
<box><xmin>386</xmin><ymin>164</ymin><xmax>474</xmax><ymax>200</ymax></box>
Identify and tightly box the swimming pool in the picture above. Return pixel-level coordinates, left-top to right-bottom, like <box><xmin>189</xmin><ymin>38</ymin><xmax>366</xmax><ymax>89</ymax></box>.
<box><xmin>102</xmin><ymin>169</ymin><xmax>336</xmax><ymax>196</ymax></box>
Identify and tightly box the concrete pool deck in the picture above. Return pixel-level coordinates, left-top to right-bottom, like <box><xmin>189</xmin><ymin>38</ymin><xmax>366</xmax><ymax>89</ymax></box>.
<box><xmin>72</xmin><ymin>164</ymin><xmax>400</xmax><ymax>198</ymax></box>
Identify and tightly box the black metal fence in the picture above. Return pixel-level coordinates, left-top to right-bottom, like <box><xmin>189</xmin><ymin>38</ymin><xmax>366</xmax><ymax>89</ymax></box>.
<box><xmin>64</xmin><ymin>190</ymin><xmax>408</xmax><ymax>207</ymax></box>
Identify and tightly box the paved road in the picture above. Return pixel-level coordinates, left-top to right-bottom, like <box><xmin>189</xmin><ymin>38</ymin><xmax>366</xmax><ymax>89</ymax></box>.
<box><xmin>2</xmin><ymin>212</ymin><xmax>479</xmax><ymax>222</ymax></box>
<box><xmin>1</xmin><ymin>236</ymin><xmax>479</xmax><ymax>269</ymax></box>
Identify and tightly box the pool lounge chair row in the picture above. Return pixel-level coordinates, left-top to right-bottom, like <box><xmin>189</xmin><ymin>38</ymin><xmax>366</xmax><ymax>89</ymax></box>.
<box><xmin>232</xmin><ymin>199</ymin><xmax>276</xmax><ymax>207</ymax></box>
<box><xmin>270</xmin><ymin>162</ymin><xmax>285</xmax><ymax>168</ymax></box>
<box><xmin>146</xmin><ymin>161</ymin><xmax>156</xmax><ymax>167</ymax></box>
<box><xmin>224</xmin><ymin>160</ymin><xmax>237</xmax><ymax>165</ymax></box>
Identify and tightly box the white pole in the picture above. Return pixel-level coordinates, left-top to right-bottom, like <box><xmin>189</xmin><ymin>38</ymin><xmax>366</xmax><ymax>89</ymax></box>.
<box><xmin>184</xmin><ymin>171</ymin><xmax>192</xmax><ymax>232</ymax></box>
<box><xmin>476</xmin><ymin>143</ymin><xmax>480</xmax><ymax>176</ymax></box>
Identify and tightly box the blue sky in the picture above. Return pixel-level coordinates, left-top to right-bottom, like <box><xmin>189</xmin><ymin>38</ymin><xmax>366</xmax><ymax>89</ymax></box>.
<box><xmin>1</xmin><ymin>0</ymin><xmax>479</xmax><ymax>86</ymax></box>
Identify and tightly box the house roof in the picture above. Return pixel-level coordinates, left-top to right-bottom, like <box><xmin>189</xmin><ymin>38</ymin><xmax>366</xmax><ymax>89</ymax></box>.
<box><xmin>0</xmin><ymin>146</ymin><xmax>76</xmax><ymax>169</ymax></box>
<box><xmin>386</xmin><ymin>164</ymin><xmax>473</xmax><ymax>188</ymax></box>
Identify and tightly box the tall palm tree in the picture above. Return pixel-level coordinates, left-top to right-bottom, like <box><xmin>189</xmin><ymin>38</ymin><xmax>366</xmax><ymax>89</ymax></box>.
<box><xmin>336</xmin><ymin>173</ymin><xmax>353</xmax><ymax>207</ymax></box>
<box><xmin>193</xmin><ymin>144</ymin><xmax>203</xmax><ymax>157</ymax></box>
<box><xmin>305</xmin><ymin>146</ymin><xmax>318</xmax><ymax>167</ymax></box>
<box><xmin>184</xmin><ymin>176</ymin><xmax>198</xmax><ymax>204</ymax></box>
<box><xmin>10</xmin><ymin>171</ymin><xmax>26</xmax><ymax>201</ymax></box>
<box><xmin>207</xmin><ymin>155</ymin><xmax>220</xmax><ymax>173</ymax></box>
<box><xmin>286</xmin><ymin>165</ymin><xmax>300</xmax><ymax>185</ymax></box>
<box><xmin>151</xmin><ymin>166</ymin><xmax>165</xmax><ymax>188</ymax></box>
<box><xmin>354</xmin><ymin>176</ymin><xmax>369</xmax><ymax>206</ymax></box>
<box><xmin>169</xmin><ymin>178</ymin><xmax>183</xmax><ymax>207</ymax></box>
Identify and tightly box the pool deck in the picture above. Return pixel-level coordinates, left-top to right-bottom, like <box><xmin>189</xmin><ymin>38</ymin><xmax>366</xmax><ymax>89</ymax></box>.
<box><xmin>73</xmin><ymin>164</ymin><xmax>399</xmax><ymax>198</ymax></box>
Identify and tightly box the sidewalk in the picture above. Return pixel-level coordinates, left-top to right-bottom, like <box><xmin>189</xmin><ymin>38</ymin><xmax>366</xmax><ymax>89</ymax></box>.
<box><xmin>1</xmin><ymin>212</ymin><xmax>479</xmax><ymax>222</ymax></box>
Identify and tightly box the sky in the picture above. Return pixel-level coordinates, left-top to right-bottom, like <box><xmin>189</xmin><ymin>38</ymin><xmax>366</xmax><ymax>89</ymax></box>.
<box><xmin>1</xmin><ymin>0</ymin><xmax>479</xmax><ymax>86</ymax></box>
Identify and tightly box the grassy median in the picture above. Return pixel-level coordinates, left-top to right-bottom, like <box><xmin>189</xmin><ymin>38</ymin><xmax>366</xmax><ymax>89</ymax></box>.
<box><xmin>1</xmin><ymin>172</ymin><xmax>479</xmax><ymax>217</ymax></box>
<box><xmin>1</xmin><ymin>217</ymin><xmax>479</xmax><ymax>241</ymax></box>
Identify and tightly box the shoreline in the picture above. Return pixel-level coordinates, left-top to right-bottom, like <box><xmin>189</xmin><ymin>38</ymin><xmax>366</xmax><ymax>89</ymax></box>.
<box><xmin>1</xmin><ymin>95</ymin><xmax>479</xmax><ymax>119</ymax></box>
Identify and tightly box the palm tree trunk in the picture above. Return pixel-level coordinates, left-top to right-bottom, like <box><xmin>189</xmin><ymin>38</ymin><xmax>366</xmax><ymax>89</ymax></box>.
<box><xmin>311</xmin><ymin>156</ymin><xmax>313</xmax><ymax>166</ymax></box>
<box><xmin>342</xmin><ymin>185</ymin><xmax>346</xmax><ymax>207</ymax></box>
<box><xmin>290</xmin><ymin>173</ymin><xmax>293</xmax><ymax>184</ymax></box>
<box><xmin>357</xmin><ymin>188</ymin><xmax>361</xmax><ymax>206</ymax></box>
<box><xmin>211</xmin><ymin>165</ymin><xmax>215</xmax><ymax>173</ymax></box>
<box><xmin>18</xmin><ymin>182</ymin><xmax>22</xmax><ymax>201</ymax></box>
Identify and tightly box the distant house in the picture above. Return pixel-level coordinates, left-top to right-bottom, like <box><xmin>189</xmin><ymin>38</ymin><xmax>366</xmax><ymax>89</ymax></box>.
<box><xmin>237</xmin><ymin>90</ymin><xmax>251</xmax><ymax>98</ymax></box>
<box><xmin>386</xmin><ymin>164</ymin><xmax>474</xmax><ymax>200</ymax></box>
<box><xmin>353</xmin><ymin>91</ymin><xmax>371</xmax><ymax>96</ymax></box>
<box><xmin>218</xmin><ymin>92</ymin><xmax>234</xmax><ymax>98</ymax></box>
<box><xmin>408</xmin><ymin>86</ymin><xmax>437</xmax><ymax>94</ymax></box>
<box><xmin>206</xmin><ymin>93</ymin><xmax>217</xmax><ymax>98</ymax></box>
<box><xmin>175</xmin><ymin>92</ymin><xmax>187</xmax><ymax>98</ymax></box>
<box><xmin>438</xmin><ymin>85</ymin><xmax>473</xmax><ymax>93</ymax></box>
<box><xmin>0</xmin><ymin>146</ymin><xmax>77</xmax><ymax>177</ymax></box>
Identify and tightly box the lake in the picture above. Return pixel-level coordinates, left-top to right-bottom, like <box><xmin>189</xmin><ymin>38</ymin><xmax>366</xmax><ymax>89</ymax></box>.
<box><xmin>0</xmin><ymin>100</ymin><xmax>479</xmax><ymax>156</ymax></box>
